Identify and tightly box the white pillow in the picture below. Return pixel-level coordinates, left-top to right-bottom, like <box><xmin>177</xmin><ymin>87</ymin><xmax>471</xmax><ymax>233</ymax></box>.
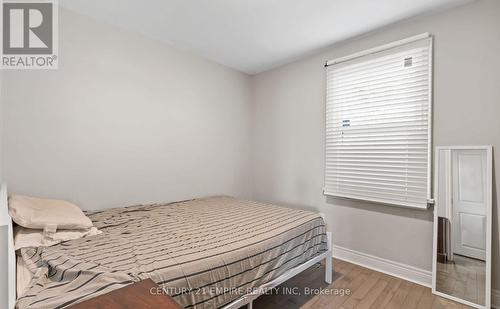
<box><xmin>8</xmin><ymin>195</ymin><xmax>93</xmax><ymax>230</ymax></box>
<box><xmin>14</xmin><ymin>226</ymin><xmax>101</xmax><ymax>250</ymax></box>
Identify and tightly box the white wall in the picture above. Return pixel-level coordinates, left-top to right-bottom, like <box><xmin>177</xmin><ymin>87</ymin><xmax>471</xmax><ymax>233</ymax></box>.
<box><xmin>0</xmin><ymin>71</ymin><xmax>3</xmax><ymax>179</ymax></box>
<box><xmin>251</xmin><ymin>0</ymin><xmax>500</xmax><ymax>289</ymax></box>
<box><xmin>0</xmin><ymin>8</ymin><xmax>253</xmax><ymax>210</ymax></box>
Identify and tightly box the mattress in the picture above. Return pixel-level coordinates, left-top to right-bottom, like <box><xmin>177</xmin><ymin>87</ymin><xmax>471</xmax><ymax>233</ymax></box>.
<box><xmin>16</xmin><ymin>196</ymin><xmax>328</xmax><ymax>309</ymax></box>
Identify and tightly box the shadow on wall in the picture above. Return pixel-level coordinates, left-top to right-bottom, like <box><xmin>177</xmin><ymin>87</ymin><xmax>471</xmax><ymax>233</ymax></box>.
<box><xmin>275</xmin><ymin>200</ymin><xmax>319</xmax><ymax>214</ymax></box>
<box><xmin>325</xmin><ymin>196</ymin><xmax>433</xmax><ymax>222</ymax></box>
<box><xmin>264</xmin><ymin>192</ymin><xmax>434</xmax><ymax>222</ymax></box>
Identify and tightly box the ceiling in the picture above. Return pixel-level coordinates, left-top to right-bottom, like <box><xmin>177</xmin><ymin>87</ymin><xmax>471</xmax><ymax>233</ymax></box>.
<box><xmin>60</xmin><ymin>0</ymin><xmax>473</xmax><ymax>74</ymax></box>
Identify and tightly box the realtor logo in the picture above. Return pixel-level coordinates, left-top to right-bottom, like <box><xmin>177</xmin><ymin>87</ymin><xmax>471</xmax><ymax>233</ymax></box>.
<box><xmin>1</xmin><ymin>0</ymin><xmax>58</xmax><ymax>69</ymax></box>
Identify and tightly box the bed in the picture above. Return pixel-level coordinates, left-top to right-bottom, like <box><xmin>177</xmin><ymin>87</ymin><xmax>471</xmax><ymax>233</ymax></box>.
<box><xmin>2</xmin><ymin>184</ymin><xmax>332</xmax><ymax>309</ymax></box>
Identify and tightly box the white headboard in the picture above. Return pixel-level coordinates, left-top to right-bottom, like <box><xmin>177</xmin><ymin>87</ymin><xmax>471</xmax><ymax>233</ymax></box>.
<box><xmin>0</xmin><ymin>183</ymin><xmax>16</xmax><ymax>309</ymax></box>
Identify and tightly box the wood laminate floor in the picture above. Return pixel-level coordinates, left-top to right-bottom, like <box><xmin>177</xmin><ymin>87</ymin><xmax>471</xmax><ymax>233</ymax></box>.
<box><xmin>436</xmin><ymin>254</ymin><xmax>486</xmax><ymax>306</ymax></box>
<box><xmin>251</xmin><ymin>259</ymin><xmax>471</xmax><ymax>309</ymax></box>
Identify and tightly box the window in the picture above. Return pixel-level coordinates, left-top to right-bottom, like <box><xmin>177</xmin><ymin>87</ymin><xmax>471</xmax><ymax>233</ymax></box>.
<box><xmin>324</xmin><ymin>34</ymin><xmax>433</xmax><ymax>209</ymax></box>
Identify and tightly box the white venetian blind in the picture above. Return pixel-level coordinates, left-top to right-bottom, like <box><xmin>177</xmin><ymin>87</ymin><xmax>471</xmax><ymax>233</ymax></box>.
<box><xmin>324</xmin><ymin>35</ymin><xmax>432</xmax><ymax>209</ymax></box>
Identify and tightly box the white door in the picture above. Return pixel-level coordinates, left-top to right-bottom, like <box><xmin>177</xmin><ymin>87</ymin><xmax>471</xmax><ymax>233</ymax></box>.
<box><xmin>451</xmin><ymin>149</ymin><xmax>487</xmax><ymax>261</ymax></box>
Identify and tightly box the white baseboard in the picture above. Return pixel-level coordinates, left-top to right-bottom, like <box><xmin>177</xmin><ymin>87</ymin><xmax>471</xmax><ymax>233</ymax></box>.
<box><xmin>492</xmin><ymin>289</ymin><xmax>500</xmax><ymax>308</ymax></box>
<box><xmin>333</xmin><ymin>245</ymin><xmax>500</xmax><ymax>308</ymax></box>
<box><xmin>332</xmin><ymin>245</ymin><xmax>432</xmax><ymax>287</ymax></box>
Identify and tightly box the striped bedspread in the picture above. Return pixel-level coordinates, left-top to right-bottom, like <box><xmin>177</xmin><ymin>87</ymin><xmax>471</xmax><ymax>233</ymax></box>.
<box><xmin>16</xmin><ymin>196</ymin><xmax>328</xmax><ymax>308</ymax></box>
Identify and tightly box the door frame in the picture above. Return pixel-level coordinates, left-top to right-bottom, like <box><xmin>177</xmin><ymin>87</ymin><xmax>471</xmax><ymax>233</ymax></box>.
<box><xmin>432</xmin><ymin>145</ymin><xmax>492</xmax><ymax>309</ymax></box>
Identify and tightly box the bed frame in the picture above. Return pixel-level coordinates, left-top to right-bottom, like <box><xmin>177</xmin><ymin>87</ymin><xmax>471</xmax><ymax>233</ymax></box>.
<box><xmin>222</xmin><ymin>228</ymin><xmax>333</xmax><ymax>309</ymax></box>
<box><xmin>1</xmin><ymin>183</ymin><xmax>16</xmax><ymax>309</ymax></box>
<box><xmin>1</xmin><ymin>182</ymin><xmax>333</xmax><ymax>309</ymax></box>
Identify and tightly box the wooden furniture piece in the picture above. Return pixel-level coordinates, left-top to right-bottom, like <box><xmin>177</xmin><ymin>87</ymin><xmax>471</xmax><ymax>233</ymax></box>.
<box><xmin>436</xmin><ymin>217</ymin><xmax>448</xmax><ymax>263</ymax></box>
<box><xmin>67</xmin><ymin>279</ymin><xmax>183</xmax><ymax>309</ymax></box>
